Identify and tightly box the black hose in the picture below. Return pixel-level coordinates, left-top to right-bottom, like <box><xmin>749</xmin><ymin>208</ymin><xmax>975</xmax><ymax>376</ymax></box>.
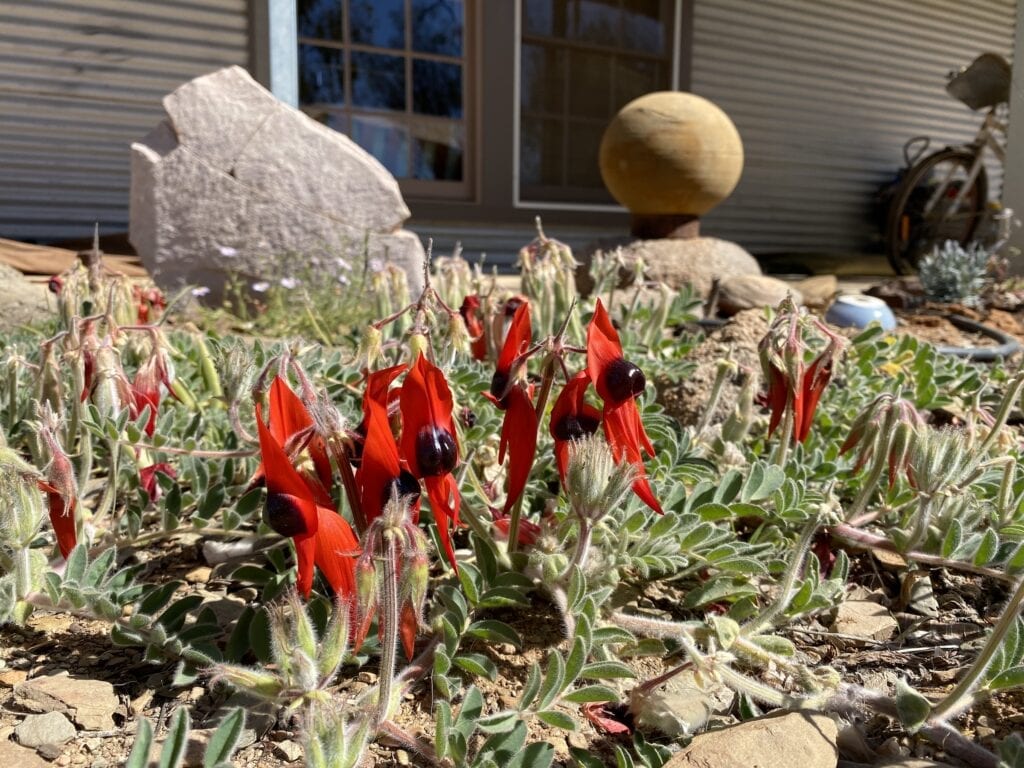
<box><xmin>935</xmin><ymin>314</ymin><xmax>1021</xmax><ymax>361</ymax></box>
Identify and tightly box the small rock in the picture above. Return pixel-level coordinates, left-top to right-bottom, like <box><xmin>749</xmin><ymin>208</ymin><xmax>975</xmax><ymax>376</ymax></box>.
<box><xmin>795</xmin><ymin>275</ymin><xmax>839</xmax><ymax>309</ymax></box>
<box><xmin>831</xmin><ymin>600</ymin><xmax>899</xmax><ymax>643</ymax></box>
<box><xmin>666</xmin><ymin>711</ymin><xmax>838</xmax><ymax>768</ymax></box>
<box><xmin>0</xmin><ymin>741</ymin><xmax>50</xmax><ymax>768</ymax></box>
<box><xmin>717</xmin><ymin>274</ymin><xmax>802</xmax><ymax>316</ymax></box>
<box><xmin>395</xmin><ymin>749</ymin><xmax>411</xmax><ymax>766</ymax></box>
<box><xmin>91</xmin><ymin>760</ymin><xmax>111</xmax><ymax>768</ymax></box>
<box><xmin>15</xmin><ymin>712</ymin><xmax>77</xmax><ymax>748</ymax></box>
<box><xmin>15</xmin><ymin>672</ymin><xmax>119</xmax><ymax>730</ymax></box>
<box><xmin>184</xmin><ymin>566</ymin><xmax>212</xmax><ymax>583</ymax></box>
<box><xmin>356</xmin><ymin>671</ymin><xmax>378</xmax><ymax>685</ymax></box>
<box><xmin>38</xmin><ymin>742</ymin><xmax>66</xmax><ymax>760</ymax></box>
<box><xmin>0</xmin><ymin>669</ymin><xmax>28</xmax><ymax>688</ymax></box>
<box><xmin>273</xmin><ymin>740</ymin><xmax>303</xmax><ymax>763</ymax></box>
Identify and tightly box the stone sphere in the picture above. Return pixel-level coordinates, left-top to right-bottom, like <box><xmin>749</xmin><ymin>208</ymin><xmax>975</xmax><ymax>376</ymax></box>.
<box><xmin>599</xmin><ymin>91</ymin><xmax>743</xmax><ymax>216</ymax></box>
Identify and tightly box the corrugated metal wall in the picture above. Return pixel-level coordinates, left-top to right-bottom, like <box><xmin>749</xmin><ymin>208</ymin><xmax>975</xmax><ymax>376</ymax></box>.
<box><xmin>0</xmin><ymin>0</ymin><xmax>249</xmax><ymax>242</ymax></box>
<box><xmin>692</xmin><ymin>0</ymin><xmax>1016</xmax><ymax>255</ymax></box>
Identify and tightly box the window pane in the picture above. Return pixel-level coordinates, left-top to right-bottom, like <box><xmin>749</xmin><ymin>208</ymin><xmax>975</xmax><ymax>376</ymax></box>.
<box><xmin>521</xmin><ymin>118</ymin><xmax>563</xmax><ymax>186</ymax></box>
<box><xmin>352</xmin><ymin>116</ymin><xmax>409</xmax><ymax>177</ymax></box>
<box><xmin>566</xmin><ymin>120</ymin><xmax>605</xmax><ymax>187</ymax></box>
<box><xmin>299</xmin><ymin>44</ymin><xmax>345</xmax><ymax>106</ymax></box>
<box><xmin>523</xmin><ymin>0</ymin><xmax>555</xmax><ymax>37</ymax></box>
<box><xmin>568</xmin><ymin>50</ymin><xmax>610</xmax><ymax>118</ymax></box>
<box><xmin>412</xmin><ymin>0</ymin><xmax>463</xmax><ymax>56</ymax></box>
<box><xmin>412</xmin><ymin>121</ymin><xmax>464</xmax><ymax>180</ymax></box>
<box><xmin>351</xmin><ymin>52</ymin><xmax>405</xmax><ymax>110</ymax></box>
<box><xmin>614</xmin><ymin>57</ymin><xmax>662</xmax><ymax>107</ymax></box>
<box><xmin>349</xmin><ymin>0</ymin><xmax>404</xmax><ymax>49</ymax></box>
<box><xmin>521</xmin><ymin>44</ymin><xmax>565</xmax><ymax>115</ymax></box>
<box><xmin>298</xmin><ymin>0</ymin><xmax>342</xmax><ymax>40</ymax></box>
<box><xmin>566</xmin><ymin>0</ymin><xmax>620</xmax><ymax>47</ymax></box>
<box><xmin>413</xmin><ymin>60</ymin><xmax>463</xmax><ymax>117</ymax></box>
<box><xmin>622</xmin><ymin>0</ymin><xmax>667</xmax><ymax>54</ymax></box>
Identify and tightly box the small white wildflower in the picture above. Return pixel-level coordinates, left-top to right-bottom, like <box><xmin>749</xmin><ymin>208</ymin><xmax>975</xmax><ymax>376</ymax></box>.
<box><xmin>337</xmin><ymin>274</ymin><xmax>350</xmax><ymax>286</ymax></box>
<box><xmin>280</xmin><ymin>277</ymin><xmax>299</xmax><ymax>289</ymax></box>
<box><xmin>218</xmin><ymin>245</ymin><xmax>238</xmax><ymax>258</ymax></box>
<box><xmin>368</xmin><ymin>258</ymin><xmax>385</xmax><ymax>273</ymax></box>
<box><xmin>335</xmin><ymin>256</ymin><xmax>352</xmax><ymax>271</ymax></box>
<box><xmin>252</xmin><ymin>281</ymin><xmax>270</xmax><ymax>293</ymax></box>
<box><xmin>191</xmin><ymin>286</ymin><xmax>211</xmax><ymax>297</ymax></box>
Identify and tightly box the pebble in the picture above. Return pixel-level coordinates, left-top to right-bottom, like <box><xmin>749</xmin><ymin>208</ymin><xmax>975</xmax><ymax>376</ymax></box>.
<box><xmin>15</xmin><ymin>711</ymin><xmax>77</xmax><ymax>748</ymax></box>
<box><xmin>356</xmin><ymin>671</ymin><xmax>377</xmax><ymax>684</ymax></box>
<box><xmin>39</xmin><ymin>742</ymin><xmax>66</xmax><ymax>760</ymax></box>
<box><xmin>396</xmin><ymin>749</ymin><xmax>411</xmax><ymax>766</ymax></box>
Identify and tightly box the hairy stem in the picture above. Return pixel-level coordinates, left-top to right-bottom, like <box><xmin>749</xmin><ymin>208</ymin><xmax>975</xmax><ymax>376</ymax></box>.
<box><xmin>375</xmin><ymin>533</ymin><xmax>401</xmax><ymax>727</ymax></box>
<box><xmin>743</xmin><ymin>517</ymin><xmax>818</xmax><ymax>636</ymax></box>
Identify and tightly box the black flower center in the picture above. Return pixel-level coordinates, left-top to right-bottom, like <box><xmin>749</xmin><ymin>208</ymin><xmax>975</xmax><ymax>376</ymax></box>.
<box><xmin>415</xmin><ymin>425</ymin><xmax>458</xmax><ymax>476</ymax></box>
<box><xmin>489</xmin><ymin>370</ymin><xmax>509</xmax><ymax>404</ymax></box>
<box><xmin>552</xmin><ymin>414</ymin><xmax>601</xmax><ymax>441</ymax></box>
<box><xmin>603</xmin><ymin>358</ymin><xmax>646</xmax><ymax>403</ymax></box>
<box><xmin>384</xmin><ymin>470</ymin><xmax>421</xmax><ymax>506</ymax></box>
<box><xmin>264</xmin><ymin>493</ymin><xmax>310</xmax><ymax>538</ymax></box>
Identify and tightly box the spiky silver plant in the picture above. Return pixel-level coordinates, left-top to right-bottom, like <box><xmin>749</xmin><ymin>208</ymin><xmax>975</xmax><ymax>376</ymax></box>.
<box><xmin>917</xmin><ymin>239</ymin><xmax>991</xmax><ymax>306</ymax></box>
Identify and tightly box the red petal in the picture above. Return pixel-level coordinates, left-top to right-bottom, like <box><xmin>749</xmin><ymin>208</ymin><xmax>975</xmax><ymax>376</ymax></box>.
<box><xmin>400</xmin><ymin>354</ymin><xmax>458</xmax><ymax>478</ymax></box>
<box><xmin>603</xmin><ymin>402</ymin><xmax>662</xmax><ymax>515</ymax></box>
<box><xmin>796</xmin><ymin>356</ymin><xmax>832</xmax><ymax>443</ymax></box>
<box><xmin>582</xmin><ymin>702</ymin><xmax>632</xmax><ymax>735</ymax></box>
<box><xmin>499</xmin><ymin>386</ymin><xmax>538</xmax><ymax>516</ymax></box>
<box><xmin>39</xmin><ymin>480</ymin><xmax>76</xmax><ymax>559</ymax></box>
<box><xmin>358</xmin><ymin>369</ymin><xmax>408</xmax><ymax>526</ymax></box>
<box><xmin>139</xmin><ymin>463</ymin><xmax>176</xmax><ymax>503</ymax></box>
<box><xmin>400</xmin><ymin>601</ymin><xmax>419</xmax><ymax>660</ymax></box>
<box><xmin>586</xmin><ymin>300</ymin><xmax>625</xmax><ymax>403</ymax></box>
<box><xmin>493</xmin><ymin>515</ymin><xmax>541</xmax><ymax>546</ymax></box>
<box><xmin>766</xmin><ymin>365</ymin><xmax>789</xmax><ymax>437</ymax></box>
<box><xmin>314</xmin><ymin>506</ymin><xmax>359</xmax><ymax>598</ymax></box>
<box><xmin>550</xmin><ymin>372</ymin><xmax>600</xmax><ymax>484</ymax></box>
<box><xmin>459</xmin><ymin>295</ymin><xmax>488</xmax><ymax>361</ymax></box>
<box><xmin>425</xmin><ymin>474</ymin><xmax>460</xmax><ymax>572</ymax></box>
<box><xmin>496</xmin><ymin>301</ymin><xmax>531</xmax><ymax>375</ymax></box>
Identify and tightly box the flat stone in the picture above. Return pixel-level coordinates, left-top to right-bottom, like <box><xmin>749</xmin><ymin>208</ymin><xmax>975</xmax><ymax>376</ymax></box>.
<box><xmin>15</xmin><ymin>712</ymin><xmax>77</xmax><ymax>748</ymax></box>
<box><xmin>666</xmin><ymin>710</ymin><xmax>839</xmax><ymax>768</ymax></box>
<box><xmin>0</xmin><ymin>741</ymin><xmax>50</xmax><ymax>768</ymax></box>
<box><xmin>0</xmin><ymin>263</ymin><xmax>51</xmax><ymax>333</ymax></box>
<box><xmin>718</xmin><ymin>274</ymin><xmax>802</xmax><ymax>316</ymax></box>
<box><xmin>0</xmin><ymin>669</ymin><xmax>28</xmax><ymax>687</ymax></box>
<box><xmin>831</xmin><ymin>600</ymin><xmax>899</xmax><ymax>643</ymax></box>
<box><xmin>130</xmin><ymin>66</ymin><xmax>424</xmax><ymax>302</ymax></box>
<box><xmin>273</xmin><ymin>740</ymin><xmax>304</xmax><ymax>762</ymax></box>
<box><xmin>795</xmin><ymin>275</ymin><xmax>839</xmax><ymax>308</ymax></box>
<box><xmin>15</xmin><ymin>672</ymin><xmax>119</xmax><ymax>730</ymax></box>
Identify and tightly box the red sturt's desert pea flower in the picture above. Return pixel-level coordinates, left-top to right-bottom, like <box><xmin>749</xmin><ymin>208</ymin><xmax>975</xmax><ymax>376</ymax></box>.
<box><xmin>400</xmin><ymin>354</ymin><xmax>462</xmax><ymax>571</ymax></box>
<box><xmin>549</xmin><ymin>371</ymin><xmax>602</xmax><ymax>484</ymax></box>
<box><xmin>254</xmin><ymin>379</ymin><xmax>358</xmax><ymax>599</ymax></box>
<box><xmin>356</xmin><ymin>364</ymin><xmax>421</xmax><ymax>526</ymax></box>
<box><xmin>485</xmin><ymin>301</ymin><xmax>539</xmax><ymax>517</ymax></box>
<box><xmin>586</xmin><ymin>300</ymin><xmax>662</xmax><ymax>514</ymax></box>
<box><xmin>128</xmin><ymin>348</ymin><xmax>178</xmax><ymax>438</ymax></box>
<box><xmin>139</xmin><ymin>462</ymin><xmax>177</xmax><ymax>504</ymax></box>
<box><xmin>459</xmin><ymin>294</ymin><xmax>488</xmax><ymax>362</ymax></box>
<box><xmin>38</xmin><ymin>438</ymin><xmax>78</xmax><ymax>559</ymax></box>
<box><xmin>758</xmin><ymin>300</ymin><xmax>845</xmax><ymax>444</ymax></box>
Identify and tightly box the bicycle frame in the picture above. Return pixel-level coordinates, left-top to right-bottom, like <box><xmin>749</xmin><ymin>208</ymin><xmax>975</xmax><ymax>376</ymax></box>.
<box><xmin>922</xmin><ymin>108</ymin><xmax>1006</xmax><ymax>218</ymax></box>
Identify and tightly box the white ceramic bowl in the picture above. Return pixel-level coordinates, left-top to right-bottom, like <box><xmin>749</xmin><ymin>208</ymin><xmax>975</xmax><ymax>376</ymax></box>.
<box><xmin>825</xmin><ymin>294</ymin><xmax>897</xmax><ymax>331</ymax></box>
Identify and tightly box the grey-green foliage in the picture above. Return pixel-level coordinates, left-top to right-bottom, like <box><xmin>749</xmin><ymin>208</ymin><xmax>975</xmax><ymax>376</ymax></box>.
<box><xmin>917</xmin><ymin>239</ymin><xmax>991</xmax><ymax>305</ymax></box>
<box><xmin>125</xmin><ymin>706</ymin><xmax>245</xmax><ymax>768</ymax></box>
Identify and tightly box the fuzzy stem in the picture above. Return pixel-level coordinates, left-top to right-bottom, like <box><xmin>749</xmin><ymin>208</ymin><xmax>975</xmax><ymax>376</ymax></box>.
<box><xmin>609</xmin><ymin>610</ymin><xmax>699</xmax><ymax>641</ymax></box>
<box><xmin>743</xmin><ymin>518</ymin><xmax>818</xmax><ymax>636</ymax></box>
<box><xmin>904</xmin><ymin>494</ymin><xmax>934</xmax><ymax>553</ymax></box>
<box><xmin>568</xmin><ymin>520</ymin><xmax>593</xmax><ymax>573</ymax></box>
<box><xmin>14</xmin><ymin>546</ymin><xmax>31</xmax><ymax>600</ymax></box>
<box><xmin>844</xmin><ymin>443</ymin><xmax>890</xmax><ymax>523</ymax></box>
<box><xmin>770</xmin><ymin>402</ymin><xmax>794</xmax><ymax>466</ymax></box>
<box><xmin>376</xmin><ymin>721</ymin><xmax>441</xmax><ymax>767</ymax></box>
<box><xmin>829</xmin><ymin>523</ymin><xmax>1011</xmax><ymax>583</ymax></box>
<box><xmin>695</xmin><ymin>361</ymin><xmax>733</xmax><ymax>436</ymax></box>
<box><xmin>92</xmin><ymin>438</ymin><xmax>120</xmax><ymax>528</ymax></box>
<box><xmin>930</xmin><ymin>574</ymin><xmax>1024</xmax><ymax>721</ymax></box>
<box><xmin>974</xmin><ymin>371</ymin><xmax>1024</xmax><ymax>461</ymax></box>
<box><xmin>228</xmin><ymin>400</ymin><xmax>257</xmax><ymax>445</ymax></box>
<box><xmin>375</xmin><ymin>533</ymin><xmax>401</xmax><ymax>727</ymax></box>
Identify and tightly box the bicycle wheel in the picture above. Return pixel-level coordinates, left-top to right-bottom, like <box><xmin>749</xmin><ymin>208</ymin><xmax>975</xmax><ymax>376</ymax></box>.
<box><xmin>884</xmin><ymin>148</ymin><xmax>988</xmax><ymax>274</ymax></box>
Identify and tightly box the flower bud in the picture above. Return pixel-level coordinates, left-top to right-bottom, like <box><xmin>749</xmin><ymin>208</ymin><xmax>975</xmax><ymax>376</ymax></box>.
<box><xmin>211</xmin><ymin>664</ymin><xmax>285</xmax><ymax>700</ymax></box>
<box><xmin>408</xmin><ymin>333</ymin><xmax>430</xmax><ymax>362</ymax></box>
<box><xmin>357</xmin><ymin>325</ymin><xmax>384</xmax><ymax>372</ymax></box>
<box><xmin>564</xmin><ymin>435</ymin><xmax>636</xmax><ymax>522</ymax></box>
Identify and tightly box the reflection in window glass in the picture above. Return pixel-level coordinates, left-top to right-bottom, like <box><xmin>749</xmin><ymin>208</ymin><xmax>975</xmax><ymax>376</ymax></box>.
<box><xmin>520</xmin><ymin>118</ymin><xmax>563</xmax><ymax>186</ymax></box>
<box><xmin>614</xmin><ymin>57</ymin><xmax>662</xmax><ymax>106</ymax></box>
<box><xmin>521</xmin><ymin>44</ymin><xmax>565</xmax><ymax>115</ymax></box>
<box><xmin>352</xmin><ymin>52</ymin><xmax>405</xmax><ymax>110</ymax></box>
<box><xmin>566</xmin><ymin>0</ymin><xmax>620</xmax><ymax>47</ymax></box>
<box><xmin>566</xmin><ymin>121</ymin><xmax>605</xmax><ymax>187</ymax></box>
<box><xmin>298</xmin><ymin>0</ymin><xmax>343</xmax><ymax>40</ymax></box>
<box><xmin>413</xmin><ymin>60</ymin><xmax>463</xmax><ymax>117</ymax></box>
<box><xmin>412</xmin><ymin>0</ymin><xmax>463</xmax><ymax>56</ymax></box>
<box><xmin>350</xmin><ymin>0</ymin><xmax>404</xmax><ymax>48</ymax></box>
<box><xmin>622</xmin><ymin>0</ymin><xmax>665</xmax><ymax>54</ymax></box>
<box><xmin>523</xmin><ymin>0</ymin><xmax>554</xmax><ymax>36</ymax></box>
<box><xmin>412</xmin><ymin>123</ymin><xmax>464</xmax><ymax>180</ymax></box>
<box><xmin>299</xmin><ymin>45</ymin><xmax>345</xmax><ymax>106</ymax></box>
<box><xmin>568</xmin><ymin>51</ymin><xmax>610</xmax><ymax>118</ymax></box>
<box><xmin>352</xmin><ymin>117</ymin><xmax>409</xmax><ymax>177</ymax></box>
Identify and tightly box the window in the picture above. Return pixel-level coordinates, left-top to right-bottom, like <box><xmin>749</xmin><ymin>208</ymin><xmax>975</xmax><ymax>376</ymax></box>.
<box><xmin>298</xmin><ymin>0</ymin><xmax>470</xmax><ymax>198</ymax></box>
<box><xmin>519</xmin><ymin>0</ymin><xmax>677</xmax><ymax>204</ymax></box>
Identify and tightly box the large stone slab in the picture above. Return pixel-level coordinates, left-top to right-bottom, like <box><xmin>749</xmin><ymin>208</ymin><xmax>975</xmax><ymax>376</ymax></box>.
<box><xmin>130</xmin><ymin>66</ymin><xmax>424</xmax><ymax>300</ymax></box>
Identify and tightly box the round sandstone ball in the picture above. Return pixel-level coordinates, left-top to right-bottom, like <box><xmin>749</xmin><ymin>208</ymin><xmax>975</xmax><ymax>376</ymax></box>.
<box><xmin>599</xmin><ymin>91</ymin><xmax>743</xmax><ymax>216</ymax></box>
